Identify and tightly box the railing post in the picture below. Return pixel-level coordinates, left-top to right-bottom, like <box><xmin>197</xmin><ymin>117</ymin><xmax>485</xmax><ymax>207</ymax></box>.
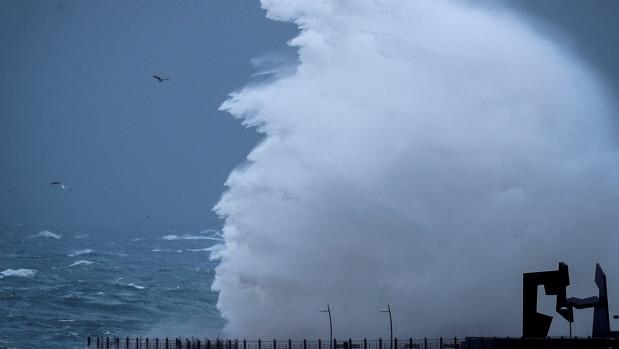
<box><xmin>318</xmin><ymin>339</ymin><xmax>321</xmax><ymax>349</ymax></box>
<box><xmin>146</xmin><ymin>338</ymin><xmax>150</xmax><ymax>349</ymax></box>
<box><xmin>423</xmin><ymin>338</ymin><xmax>427</xmax><ymax>349</ymax></box>
<box><xmin>348</xmin><ymin>338</ymin><xmax>352</xmax><ymax>349</ymax></box>
<box><xmin>453</xmin><ymin>338</ymin><xmax>457</xmax><ymax>349</ymax></box>
<box><xmin>303</xmin><ymin>339</ymin><xmax>307</xmax><ymax>349</ymax></box>
<box><xmin>393</xmin><ymin>338</ymin><xmax>397</xmax><ymax>349</ymax></box>
<box><xmin>258</xmin><ymin>339</ymin><xmax>262</xmax><ymax>349</ymax></box>
<box><xmin>439</xmin><ymin>337</ymin><xmax>442</xmax><ymax>349</ymax></box>
<box><xmin>289</xmin><ymin>339</ymin><xmax>292</xmax><ymax>349</ymax></box>
<box><xmin>334</xmin><ymin>338</ymin><xmax>337</xmax><ymax>349</ymax></box>
<box><xmin>273</xmin><ymin>339</ymin><xmax>277</xmax><ymax>349</ymax></box>
<box><xmin>379</xmin><ymin>338</ymin><xmax>382</xmax><ymax>349</ymax></box>
<box><xmin>364</xmin><ymin>339</ymin><xmax>367</xmax><ymax>349</ymax></box>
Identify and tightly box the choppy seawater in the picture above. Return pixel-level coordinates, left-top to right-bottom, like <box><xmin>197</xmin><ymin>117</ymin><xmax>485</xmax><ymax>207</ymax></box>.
<box><xmin>0</xmin><ymin>226</ymin><xmax>224</xmax><ymax>349</ymax></box>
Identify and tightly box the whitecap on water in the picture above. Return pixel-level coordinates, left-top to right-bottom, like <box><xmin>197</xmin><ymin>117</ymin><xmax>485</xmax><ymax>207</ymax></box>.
<box><xmin>30</xmin><ymin>230</ymin><xmax>61</xmax><ymax>239</ymax></box>
<box><xmin>68</xmin><ymin>260</ymin><xmax>93</xmax><ymax>267</ymax></box>
<box><xmin>68</xmin><ymin>249</ymin><xmax>93</xmax><ymax>257</ymax></box>
<box><xmin>126</xmin><ymin>283</ymin><xmax>146</xmax><ymax>290</ymax></box>
<box><xmin>0</xmin><ymin>268</ymin><xmax>37</xmax><ymax>278</ymax></box>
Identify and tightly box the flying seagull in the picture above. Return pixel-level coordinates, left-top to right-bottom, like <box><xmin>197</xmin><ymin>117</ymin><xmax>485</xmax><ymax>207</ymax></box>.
<box><xmin>153</xmin><ymin>75</ymin><xmax>170</xmax><ymax>82</ymax></box>
<box><xmin>50</xmin><ymin>181</ymin><xmax>66</xmax><ymax>189</ymax></box>
<box><xmin>50</xmin><ymin>181</ymin><xmax>72</xmax><ymax>192</ymax></box>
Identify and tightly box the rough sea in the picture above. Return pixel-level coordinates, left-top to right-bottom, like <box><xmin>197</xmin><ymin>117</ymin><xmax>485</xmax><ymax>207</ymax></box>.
<box><xmin>0</xmin><ymin>225</ymin><xmax>225</xmax><ymax>349</ymax></box>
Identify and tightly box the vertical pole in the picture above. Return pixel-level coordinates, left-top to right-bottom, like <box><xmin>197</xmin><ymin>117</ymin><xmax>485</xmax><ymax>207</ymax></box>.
<box><xmin>388</xmin><ymin>306</ymin><xmax>393</xmax><ymax>349</ymax></box>
<box><xmin>393</xmin><ymin>338</ymin><xmax>397</xmax><ymax>349</ymax></box>
<box><xmin>364</xmin><ymin>339</ymin><xmax>367</xmax><ymax>349</ymax></box>
<box><xmin>408</xmin><ymin>338</ymin><xmax>412</xmax><ymax>349</ymax></box>
<box><xmin>304</xmin><ymin>339</ymin><xmax>307</xmax><ymax>349</ymax></box>
<box><xmin>318</xmin><ymin>339</ymin><xmax>322</xmax><ymax>349</ymax></box>
<box><xmin>439</xmin><ymin>337</ymin><xmax>442</xmax><ymax>349</ymax></box>
<box><xmin>258</xmin><ymin>339</ymin><xmax>261</xmax><ymax>349</ymax></box>
<box><xmin>348</xmin><ymin>338</ymin><xmax>352</xmax><ymax>349</ymax></box>
<box><xmin>244</xmin><ymin>339</ymin><xmax>247</xmax><ymax>349</ymax></box>
<box><xmin>274</xmin><ymin>339</ymin><xmax>277</xmax><ymax>349</ymax></box>
<box><xmin>379</xmin><ymin>338</ymin><xmax>382</xmax><ymax>349</ymax></box>
<box><xmin>289</xmin><ymin>339</ymin><xmax>292</xmax><ymax>349</ymax></box>
<box><xmin>423</xmin><ymin>338</ymin><xmax>427</xmax><ymax>349</ymax></box>
<box><xmin>333</xmin><ymin>338</ymin><xmax>337</xmax><ymax>349</ymax></box>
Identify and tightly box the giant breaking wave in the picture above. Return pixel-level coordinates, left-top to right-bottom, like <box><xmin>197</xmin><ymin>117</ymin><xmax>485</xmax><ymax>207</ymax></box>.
<box><xmin>213</xmin><ymin>0</ymin><xmax>619</xmax><ymax>338</ymax></box>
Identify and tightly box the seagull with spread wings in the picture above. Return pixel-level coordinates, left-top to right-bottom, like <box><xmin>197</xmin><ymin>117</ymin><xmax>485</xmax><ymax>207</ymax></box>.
<box><xmin>153</xmin><ymin>75</ymin><xmax>171</xmax><ymax>82</ymax></box>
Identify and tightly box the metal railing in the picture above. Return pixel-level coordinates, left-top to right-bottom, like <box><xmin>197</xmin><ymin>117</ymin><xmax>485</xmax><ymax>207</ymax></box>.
<box><xmin>86</xmin><ymin>336</ymin><xmax>619</xmax><ymax>349</ymax></box>
<box><xmin>86</xmin><ymin>338</ymin><xmax>465</xmax><ymax>349</ymax></box>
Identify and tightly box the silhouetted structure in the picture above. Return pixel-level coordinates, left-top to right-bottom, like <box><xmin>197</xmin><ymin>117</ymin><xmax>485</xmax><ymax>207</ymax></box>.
<box><xmin>523</xmin><ymin>262</ymin><xmax>617</xmax><ymax>339</ymax></box>
<box><xmin>522</xmin><ymin>262</ymin><xmax>572</xmax><ymax>338</ymax></box>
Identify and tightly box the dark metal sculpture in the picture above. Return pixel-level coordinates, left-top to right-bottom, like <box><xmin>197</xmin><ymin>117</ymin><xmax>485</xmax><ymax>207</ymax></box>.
<box><xmin>523</xmin><ymin>262</ymin><xmax>617</xmax><ymax>338</ymax></box>
<box><xmin>522</xmin><ymin>262</ymin><xmax>572</xmax><ymax>338</ymax></box>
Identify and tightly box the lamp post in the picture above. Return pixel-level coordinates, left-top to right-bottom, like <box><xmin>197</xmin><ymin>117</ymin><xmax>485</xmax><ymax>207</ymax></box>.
<box><xmin>559</xmin><ymin>306</ymin><xmax>573</xmax><ymax>338</ymax></box>
<box><xmin>381</xmin><ymin>305</ymin><xmax>393</xmax><ymax>349</ymax></box>
<box><xmin>320</xmin><ymin>305</ymin><xmax>333</xmax><ymax>349</ymax></box>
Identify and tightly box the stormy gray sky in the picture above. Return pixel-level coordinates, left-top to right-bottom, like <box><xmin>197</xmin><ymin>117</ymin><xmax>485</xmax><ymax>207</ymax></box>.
<box><xmin>0</xmin><ymin>0</ymin><xmax>617</xmax><ymax>237</ymax></box>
